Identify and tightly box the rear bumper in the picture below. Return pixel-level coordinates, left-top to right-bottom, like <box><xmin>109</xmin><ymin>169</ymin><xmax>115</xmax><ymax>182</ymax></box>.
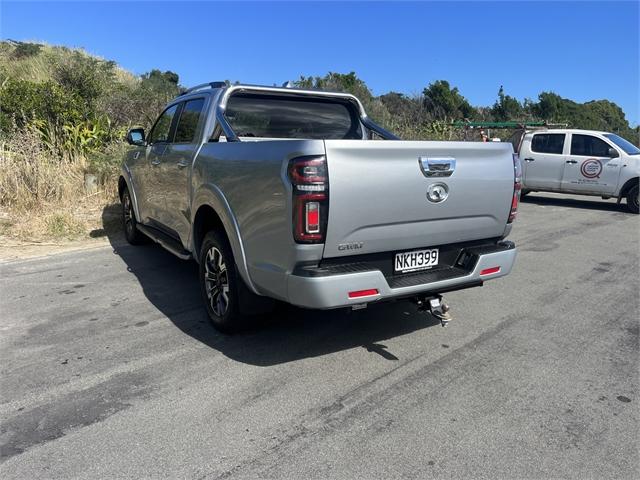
<box><xmin>286</xmin><ymin>241</ymin><xmax>516</xmax><ymax>309</ymax></box>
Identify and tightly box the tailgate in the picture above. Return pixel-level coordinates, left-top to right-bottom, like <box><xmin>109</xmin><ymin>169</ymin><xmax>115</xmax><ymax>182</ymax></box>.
<box><xmin>323</xmin><ymin>140</ymin><xmax>514</xmax><ymax>258</ymax></box>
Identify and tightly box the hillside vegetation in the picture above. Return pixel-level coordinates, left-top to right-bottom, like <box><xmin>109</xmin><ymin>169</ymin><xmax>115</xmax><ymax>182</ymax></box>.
<box><xmin>0</xmin><ymin>40</ymin><xmax>638</xmax><ymax>242</ymax></box>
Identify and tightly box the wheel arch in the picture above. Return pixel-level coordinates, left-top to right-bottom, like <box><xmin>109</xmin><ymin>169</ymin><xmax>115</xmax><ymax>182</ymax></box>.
<box><xmin>191</xmin><ymin>184</ymin><xmax>258</xmax><ymax>294</ymax></box>
<box><xmin>118</xmin><ymin>166</ymin><xmax>142</xmax><ymax>221</ymax></box>
<box><xmin>619</xmin><ymin>177</ymin><xmax>639</xmax><ymax>198</ymax></box>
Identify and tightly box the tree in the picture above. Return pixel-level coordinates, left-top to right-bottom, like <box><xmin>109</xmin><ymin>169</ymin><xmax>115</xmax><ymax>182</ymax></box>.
<box><xmin>422</xmin><ymin>80</ymin><xmax>475</xmax><ymax>120</ymax></box>
<box><xmin>294</xmin><ymin>71</ymin><xmax>391</xmax><ymax>125</ymax></box>
<box><xmin>526</xmin><ymin>92</ymin><xmax>637</xmax><ymax>142</ymax></box>
<box><xmin>491</xmin><ymin>86</ymin><xmax>524</xmax><ymax>121</ymax></box>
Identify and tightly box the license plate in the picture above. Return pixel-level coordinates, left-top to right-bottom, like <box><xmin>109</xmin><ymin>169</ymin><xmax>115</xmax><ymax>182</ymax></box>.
<box><xmin>394</xmin><ymin>248</ymin><xmax>439</xmax><ymax>273</ymax></box>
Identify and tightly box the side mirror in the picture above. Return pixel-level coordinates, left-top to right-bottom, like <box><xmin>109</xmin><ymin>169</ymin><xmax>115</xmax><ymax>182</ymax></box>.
<box><xmin>126</xmin><ymin>128</ymin><xmax>146</xmax><ymax>146</ymax></box>
<box><xmin>608</xmin><ymin>147</ymin><xmax>619</xmax><ymax>158</ymax></box>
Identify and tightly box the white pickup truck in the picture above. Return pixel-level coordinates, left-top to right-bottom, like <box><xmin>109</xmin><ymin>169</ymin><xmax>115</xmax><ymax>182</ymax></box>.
<box><xmin>516</xmin><ymin>129</ymin><xmax>639</xmax><ymax>213</ymax></box>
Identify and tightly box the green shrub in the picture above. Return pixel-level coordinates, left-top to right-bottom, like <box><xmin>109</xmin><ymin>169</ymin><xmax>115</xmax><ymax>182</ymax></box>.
<box><xmin>11</xmin><ymin>42</ymin><xmax>42</xmax><ymax>59</ymax></box>
<box><xmin>0</xmin><ymin>78</ymin><xmax>83</xmax><ymax>128</ymax></box>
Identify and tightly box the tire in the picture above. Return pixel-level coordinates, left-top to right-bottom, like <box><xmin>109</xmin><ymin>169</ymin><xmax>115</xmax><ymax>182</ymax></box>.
<box><xmin>121</xmin><ymin>187</ymin><xmax>148</xmax><ymax>245</ymax></box>
<box><xmin>626</xmin><ymin>184</ymin><xmax>639</xmax><ymax>214</ymax></box>
<box><xmin>199</xmin><ymin>230</ymin><xmax>273</xmax><ymax>333</ymax></box>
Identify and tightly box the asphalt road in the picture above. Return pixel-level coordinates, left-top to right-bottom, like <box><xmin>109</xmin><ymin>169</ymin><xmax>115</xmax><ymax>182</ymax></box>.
<box><xmin>1</xmin><ymin>193</ymin><xmax>638</xmax><ymax>479</ymax></box>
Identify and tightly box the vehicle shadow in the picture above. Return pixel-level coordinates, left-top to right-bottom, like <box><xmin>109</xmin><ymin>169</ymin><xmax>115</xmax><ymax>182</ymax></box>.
<box><xmin>521</xmin><ymin>193</ymin><xmax>625</xmax><ymax>213</ymax></box>
<box><xmin>97</xmin><ymin>204</ymin><xmax>440</xmax><ymax>367</ymax></box>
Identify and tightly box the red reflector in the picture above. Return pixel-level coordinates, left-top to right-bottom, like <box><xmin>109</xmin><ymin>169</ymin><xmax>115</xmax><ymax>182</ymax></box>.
<box><xmin>480</xmin><ymin>266</ymin><xmax>501</xmax><ymax>276</ymax></box>
<box><xmin>348</xmin><ymin>289</ymin><xmax>379</xmax><ymax>299</ymax></box>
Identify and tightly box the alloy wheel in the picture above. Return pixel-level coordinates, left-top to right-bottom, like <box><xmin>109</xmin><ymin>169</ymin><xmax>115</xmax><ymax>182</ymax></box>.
<box><xmin>204</xmin><ymin>246</ymin><xmax>230</xmax><ymax>317</ymax></box>
<box><xmin>123</xmin><ymin>193</ymin><xmax>134</xmax><ymax>235</ymax></box>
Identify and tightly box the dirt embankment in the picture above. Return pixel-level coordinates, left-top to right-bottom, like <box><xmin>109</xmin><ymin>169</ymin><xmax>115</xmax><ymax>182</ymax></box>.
<box><xmin>0</xmin><ymin>203</ymin><xmax>123</xmax><ymax>261</ymax></box>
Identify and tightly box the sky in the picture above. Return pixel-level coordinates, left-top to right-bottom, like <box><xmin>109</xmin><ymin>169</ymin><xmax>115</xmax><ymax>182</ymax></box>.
<box><xmin>2</xmin><ymin>1</ymin><xmax>639</xmax><ymax>125</ymax></box>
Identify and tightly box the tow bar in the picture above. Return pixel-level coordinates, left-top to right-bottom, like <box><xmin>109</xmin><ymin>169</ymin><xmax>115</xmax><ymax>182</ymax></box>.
<box><xmin>415</xmin><ymin>295</ymin><xmax>452</xmax><ymax>327</ymax></box>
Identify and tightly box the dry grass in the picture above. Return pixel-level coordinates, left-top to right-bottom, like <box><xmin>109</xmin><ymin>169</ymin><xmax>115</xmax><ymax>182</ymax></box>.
<box><xmin>0</xmin><ymin>41</ymin><xmax>138</xmax><ymax>88</ymax></box>
<box><xmin>0</xmin><ymin>127</ymin><xmax>120</xmax><ymax>242</ymax></box>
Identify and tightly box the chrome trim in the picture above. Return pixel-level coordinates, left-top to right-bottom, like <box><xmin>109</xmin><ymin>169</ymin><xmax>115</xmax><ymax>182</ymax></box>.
<box><xmin>419</xmin><ymin>157</ymin><xmax>457</xmax><ymax>177</ymax></box>
<box><xmin>426</xmin><ymin>183</ymin><xmax>450</xmax><ymax>203</ymax></box>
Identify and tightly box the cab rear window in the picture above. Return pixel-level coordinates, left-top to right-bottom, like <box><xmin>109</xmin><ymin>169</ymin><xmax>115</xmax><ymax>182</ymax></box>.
<box><xmin>531</xmin><ymin>133</ymin><xmax>565</xmax><ymax>154</ymax></box>
<box><xmin>225</xmin><ymin>93</ymin><xmax>363</xmax><ymax>140</ymax></box>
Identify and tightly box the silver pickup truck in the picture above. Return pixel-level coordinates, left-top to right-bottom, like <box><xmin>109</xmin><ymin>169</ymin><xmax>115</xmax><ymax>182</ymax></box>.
<box><xmin>119</xmin><ymin>82</ymin><xmax>519</xmax><ymax>332</ymax></box>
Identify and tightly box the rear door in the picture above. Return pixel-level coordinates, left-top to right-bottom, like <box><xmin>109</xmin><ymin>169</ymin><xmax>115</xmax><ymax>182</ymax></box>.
<box><xmin>521</xmin><ymin>132</ymin><xmax>566</xmax><ymax>190</ymax></box>
<box><xmin>322</xmin><ymin>140</ymin><xmax>515</xmax><ymax>258</ymax></box>
<box><xmin>561</xmin><ymin>133</ymin><xmax>622</xmax><ymax>194</ymax></box>
<box><xmin>160</xmin><ymin>97</ymin><xmax>207</xmax><ymax>245</ymax></box>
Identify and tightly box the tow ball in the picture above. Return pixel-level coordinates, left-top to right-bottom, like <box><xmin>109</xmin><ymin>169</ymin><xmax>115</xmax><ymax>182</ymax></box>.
<box><xmin>415</xmin><ymin>295</ymin><xmax>452</xmax><ymax>327</ymax></box>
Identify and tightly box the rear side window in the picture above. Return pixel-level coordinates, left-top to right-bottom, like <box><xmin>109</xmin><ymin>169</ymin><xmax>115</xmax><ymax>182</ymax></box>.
<box><xmin>571</xmin><ymin>134</ymin><xmax>611</xmax><ymax>157</ymax></box>
<box><xmin>149</xmin><ymin>104</ymin><xmax>179</xmax><ymax>144</ymax></box>
<box><xmin>531</xmin><ymin>133</ymin><xmax>565</xmax><ymax>154</ymax></box>
<box><xmin>174</xmin><ymin>98</ymin><xmax>205</xmax><ymax>143</ymax></box>
<box><xmin>225</xmin><ymin>94</ymin><xmax>363</xmax><ymax>139</ymax></box>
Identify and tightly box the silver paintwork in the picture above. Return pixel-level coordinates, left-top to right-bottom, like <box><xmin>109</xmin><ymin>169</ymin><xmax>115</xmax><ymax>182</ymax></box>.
<box><xmin>321</xmin><ymin>140</ymin><xmax>514</xmax><ymax>258</ymax></box>
<box><xmin>121</xmin><ymin>83</ymin><xmax>517</xmax><ymax>309</ymax></box>
<box><xmin>287</xmin><ymin>246</ymin><xmax>517</xmax><ymax>309</ymax></box>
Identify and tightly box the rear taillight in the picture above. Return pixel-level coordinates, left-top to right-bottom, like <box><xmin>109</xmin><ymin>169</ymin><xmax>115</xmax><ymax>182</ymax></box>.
<box><xmin>508</xmin><ymin>153</ymin><xmax>522</xmax><ymax>223</ymax></box>
<box><xmin>289</xmin><ymin>156</ymin><xmax>328</xmax><ymax>243</ymax></box>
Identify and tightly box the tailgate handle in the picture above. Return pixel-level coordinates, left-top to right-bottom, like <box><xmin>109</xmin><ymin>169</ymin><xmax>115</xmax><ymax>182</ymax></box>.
<box><xmin>419</xmin><ymin>157</ymin><xmax>456</xmax><ymax>177</ymax></box>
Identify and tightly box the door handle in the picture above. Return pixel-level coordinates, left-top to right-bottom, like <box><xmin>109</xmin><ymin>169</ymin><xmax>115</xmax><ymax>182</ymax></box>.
<box><xmin>177</xmin><ymin>161</ymin><xmax>189</xmax><ymax>169</ymax></box>
<box><xmin>151</xmin><ymin>159</ymin><xmax>160</xmax><ymax>166</ymax></box>
<box><xmin>524</xmin><ymin>157</ymin><xmax>535</xmax><ymax>162</ymax></box>
<box><xmin>566</xmin><ymin>160</ymin><xmax>578</xmax><ymax>164</ymax></box>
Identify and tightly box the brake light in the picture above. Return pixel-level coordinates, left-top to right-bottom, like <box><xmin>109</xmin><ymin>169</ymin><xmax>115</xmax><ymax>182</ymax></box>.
<box><xmin>508</xmin><ymin>153</ymin><xmax>522</xmax><ymax>223</ymax></box>
<box><xmin>289</xmin><ymin>156</ymin><xmax>329</xmax><ymax>243</ymax></box>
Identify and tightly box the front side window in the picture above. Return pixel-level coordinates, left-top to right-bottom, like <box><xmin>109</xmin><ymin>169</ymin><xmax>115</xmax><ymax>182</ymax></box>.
<box><xmin>174</xmin><ymin>98</ymin><xmax>206</xmax><ymax>143</ymax></box>
<box><xmin>149</xmin><ymin>104</ymin><xmax>178</xmax><ymax>144</ymax></box>
<box><xmin>225</xmin><ymin>93</ymin><xmax>363</xmax><ymax>139</ymax></box>
<box><xmin>604</xmin><ymin>133</ymin><xmax>640</xmax><ymax>155</ymax></box>
<box><xmin>571</xmin><ymin>134</ymin><xmax>611</xmax><ymax>157</ymax></box>
<box><xmin>531</xmin><ymin>133</ymin><xmax>565</xmax><ymax>154</ymax></box>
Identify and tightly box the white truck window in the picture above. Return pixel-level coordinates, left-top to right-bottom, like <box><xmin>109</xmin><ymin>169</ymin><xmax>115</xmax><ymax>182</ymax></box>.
<box><xmin>570</xmin><ymin>134</ymin><xmax>610</xmax><ymax>157</ymax></box>
<box><xmin>531</xmin><ymin>133</ymin><xmax>565</xmax><ymax>154</ymax></box>
<box><xmin>603</xmin><ymin>134</ymin><xmax>640</xmax><ymax>155</ymax></box>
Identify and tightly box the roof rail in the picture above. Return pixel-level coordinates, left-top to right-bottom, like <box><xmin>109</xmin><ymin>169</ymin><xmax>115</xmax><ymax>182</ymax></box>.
<box><xmin>181</xmin><ymin>81</ymin><xmax>227</xmax><ymax>96</ymax></box>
